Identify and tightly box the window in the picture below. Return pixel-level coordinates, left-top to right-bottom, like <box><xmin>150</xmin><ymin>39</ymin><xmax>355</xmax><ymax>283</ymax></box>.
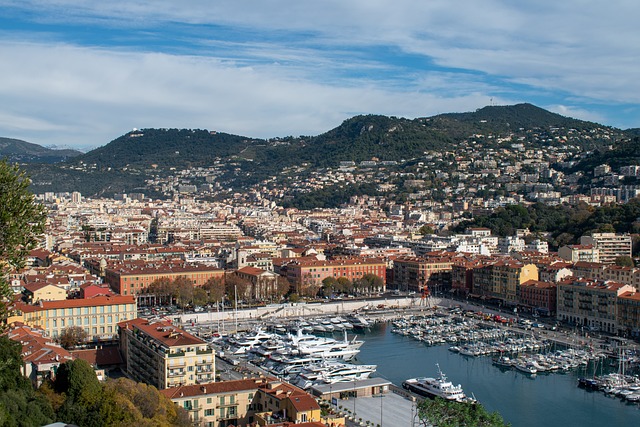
<box><xmin>204</xmin><ymin>409</ymin><xmax>214</xmax><ymax>416</ymax></box>
<box><xmin>207</xmin><ymin>398</ymin><xmax>212</xmax><ymax>404</ymax></box>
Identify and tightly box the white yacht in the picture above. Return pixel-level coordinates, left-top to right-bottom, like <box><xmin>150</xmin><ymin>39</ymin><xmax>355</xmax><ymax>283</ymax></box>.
<box><xmin>403</xmin><ymin>364</ymin><xmax>475</xmax><ymax>403</ymax></box>
<box><xmin>227</xmin><ymin>328</ymin><xmax>276</xmax><ymax>355</ymax></box>
<box><xmin>292</xmin><ymin>362</ymin><xmax>377</xmax><ymax>389</ymax></box>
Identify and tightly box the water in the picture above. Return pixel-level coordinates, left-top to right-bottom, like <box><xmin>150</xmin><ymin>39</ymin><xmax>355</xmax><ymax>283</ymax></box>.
<box><xmin>354</xmin><ymin>323</ymin><xmax>640</xmax><ymax>427</ymax></box>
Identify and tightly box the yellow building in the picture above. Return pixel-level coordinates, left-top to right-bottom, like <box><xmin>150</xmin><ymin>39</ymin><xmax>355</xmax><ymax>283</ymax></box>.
<box><xmin>118</xmin><ymin>318</ymin><xmax>215</xmax><ymax>390</ymax></box>
<box><xmin>557</xmin><ymin>278</ymin><xmax>635</xmax><ymax>333</ymax></box>
<box><xmin>11</xmin><ymin>295</ymin><xmax>137</xmax><ymax>342</ymax></box>
<box><xmin>160</xmin><ymin>377</ymin><xmax>323</xmax><ymax>427</ymax></box>
<box><xmin>22</xmin><ymin>283</ymin><xmax>67</xmax><ymax>303</ymax></box>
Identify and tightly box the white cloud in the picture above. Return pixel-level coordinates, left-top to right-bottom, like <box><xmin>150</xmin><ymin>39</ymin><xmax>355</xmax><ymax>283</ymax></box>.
<box><xmin>0</xmin><ymin>1</ymin><xmax>639</xmax><ymax>146</ymax></box>
<box><xmin>0</xmin><ymin>41</ymin><xmax>495</xmax><ymax>147</ymax></box>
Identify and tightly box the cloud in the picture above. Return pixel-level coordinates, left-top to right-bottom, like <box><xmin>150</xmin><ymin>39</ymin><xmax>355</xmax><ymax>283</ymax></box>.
<box><xmin>0</xmin><ymin>41</ymin><xmax>496</xmax><ymax>147</ymax></box>
<box><xmin>0</xmin><ymin>1</ymin><xmax>639</xmax><ymax>146</ymax></box>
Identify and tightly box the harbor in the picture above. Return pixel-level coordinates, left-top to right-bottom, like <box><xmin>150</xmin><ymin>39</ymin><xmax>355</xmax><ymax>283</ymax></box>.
<box><xmin>198</xmin><ymin>299</ymin><xmax>640</xmax><ymax>426</ymax></box>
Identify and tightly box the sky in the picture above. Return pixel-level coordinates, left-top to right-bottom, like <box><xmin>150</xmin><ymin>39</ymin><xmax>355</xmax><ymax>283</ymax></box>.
<box><xmin>1</xmin><ymin>1</ymin><xmax>639</xmax><ymax>150</ymax></box>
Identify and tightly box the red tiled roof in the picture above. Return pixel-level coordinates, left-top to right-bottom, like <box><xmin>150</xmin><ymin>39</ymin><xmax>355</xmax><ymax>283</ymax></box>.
<box><xmin>118</xmin><ymin>318</ymin><xmax>204</xmax><ymax>347</ymax></box>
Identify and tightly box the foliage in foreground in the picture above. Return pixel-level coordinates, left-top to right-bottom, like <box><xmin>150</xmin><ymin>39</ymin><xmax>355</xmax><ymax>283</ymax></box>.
<box><xmin>418</xmin><ymin>398</ymin><xmax>510</xmax><ymax>427</ymax></box>
<box><xmin>0</xmin><ymin>336</ymin><xmax>189</xmax><ymax>427</ymax></box>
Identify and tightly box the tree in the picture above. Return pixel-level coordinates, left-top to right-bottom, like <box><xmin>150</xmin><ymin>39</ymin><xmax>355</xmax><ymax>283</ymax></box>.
<box><xmin>57</xmin><ymin>326</ymin><xmax>88</xmax><ymax>350</ymax></box>
<box><xmin>225</xmin><ymin>275</ymin><xmax>249</xmax><ymax>305</ymax></box>
<box><xmin>614</xmin><ymin>256</ymin><xmax>635</xmax><ymax>267</ymax></box>
<box><xmin>54</xmin><ymin>359</ymin><xmax>101</xmax><ymax>406</ymax></box>
<box><xmin>274</xmin><ymin>276</ymin><xmax>291</xmax><ymax>301</ymax></box>
<box><xmin>419</xmin><ymin>225</ymin><xmax>435</xmax><ymax>235</ymax></box>
<box><xmin>203</xmin><ymin>277</ymin><xmax>225</xmax><ymax>304</ymax></box>
<box><xmin>418</xmin><ymin>398</ymin><xmax>510</xmax><ymax>427</ymax></box>
<box><xmin>0</xmin><ymin>160</ymin><xmax>47</xmax><ymax>324</ymax></box>
<box><xmin>0</xmin><ymin>337</ymin><xmax>54</xmax><ymax>426</ymax></box>
<box><xmin>173</xmin><ymin>276</ymin><xmax>194</xmax><ymax>308</ymax></box>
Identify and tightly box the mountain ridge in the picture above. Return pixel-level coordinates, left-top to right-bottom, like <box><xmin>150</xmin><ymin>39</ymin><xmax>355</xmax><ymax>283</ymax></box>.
<box><xmin>11</xmin><ymin>103</ymin><xmax>637</xmax><ymax>196</ymax></box>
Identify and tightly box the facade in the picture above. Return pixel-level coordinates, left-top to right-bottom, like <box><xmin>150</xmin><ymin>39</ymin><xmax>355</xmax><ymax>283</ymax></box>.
<box><xmin>284</xmin><ymin>257</ymin><xmax>386</xmax><ymax>290</ymax></box>
<box><xmin>558</xmin><ymin>245</ymin><xmax>600</xmax><ymax>263</ymax></box>
<box><xmin>104</xmin><ymin>262</ymin><xmax>225</xmax><ymax>296</ymax></box>
<box><xmin>519</xmin><ymin>280</ymin><xmax>557</xmax><ymax>316</ymax></box>
<box><xmin>472</xmin><ymin>260</ymin><xmax>538</xmax><ymax>305</ymax></box>
<box><xmin>22</xmin><ymin>283</ymin><xmax>67</xmax><ymax>303</ymax></box>
<box><xmin>392</xmin><ymin>257</ymin><xmax>453</xmax><ymax>293</ymax></box>
<box><xmin>580</xmin><ymin>232</ymin><xmax>632</xmax><ymax>264</ymax></box>
<box><xmin>11</xmin><ymin>295</ymin><xmax>137</xmax><ymax>341</ymax></box>
<box><xmin>556</xmin><ymin>278</ymin><xmax>634</xmax><ymax>333</ymax></box>
<box><xmin>235</xmin><ymin>266</ymin><xmax>280</xmax><ymax>300</ymax></box>
<box><xmin>160</xmin><ymin>377</ymin><xmax>323</xmax><ymax>427</ymax></box>
<box><xmin>118</xmin><ymin>318</ymin><xmax>215</xmax><ymax>389</ymax></box>
<box><xmin>617</xmin><ymin>291</ymin><xmax>640</xmax><ymax>338</ymax></box>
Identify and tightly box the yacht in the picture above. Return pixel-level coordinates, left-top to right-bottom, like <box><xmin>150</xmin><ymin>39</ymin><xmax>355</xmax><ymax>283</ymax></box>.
<box><xmin>403</xmin><ymin>364</ymin><xmax>475</xmax><ymax>403</ymax></box>
<box><xmin>227</xmin><ymin>328</ymin><xmax>276</xmax><ymax>355</ymax></box>
<box><xmin>292</xmin><ymin>362</ymin><xmax>377</xmax><ymax>389</ymax></box>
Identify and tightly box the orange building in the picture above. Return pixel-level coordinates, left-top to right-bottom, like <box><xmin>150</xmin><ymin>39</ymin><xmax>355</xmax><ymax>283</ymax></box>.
<box><xmin>104</xmin><ymin>261</ymin><xmax>225</xmax><ymax>296</ymax></box>
<box><xmin>284</xmin><ymin>257</ymin><xmax>386</xmax><ymax>289</ymax></box>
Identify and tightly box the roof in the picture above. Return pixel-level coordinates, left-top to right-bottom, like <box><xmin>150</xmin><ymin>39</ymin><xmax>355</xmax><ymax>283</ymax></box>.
<box><xmin>71</xmin><ymin>346</ymin><xmax>123</xmax><ymax>366</ymax></box>
<box><xmin>160</xmin><ymin>378</ymin><xmax>271</xmax><ymax>399</ymax></box>
<box><xmin>119</xmin><ymin>318</ymin><xmax>205</xmax><ymax>347</ymax></box>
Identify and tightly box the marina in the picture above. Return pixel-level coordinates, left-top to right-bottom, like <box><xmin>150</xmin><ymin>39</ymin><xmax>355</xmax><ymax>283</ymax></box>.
<box><xmin>206</xmin><ymin>302</ymin><xmax>640</xmax><ymax>426</ymax></box>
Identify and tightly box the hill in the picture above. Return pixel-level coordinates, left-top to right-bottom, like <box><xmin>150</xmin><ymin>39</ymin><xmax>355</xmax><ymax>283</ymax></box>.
<box><xmin>22</xmin><ymin>103</ymin><xmax>630</xmax><ymax>196</ymax></box>
<box><xmin>0</xmin><ymin>137</ymin><xmax>82</xmax><ymax>163</ymax></box>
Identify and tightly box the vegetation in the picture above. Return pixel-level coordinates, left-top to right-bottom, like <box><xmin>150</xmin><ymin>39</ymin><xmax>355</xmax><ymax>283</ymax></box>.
<box><xmin>418</xmin><ymin>398</ymin><xmax>510</xmax><ymax>427</ymax></box>
<box><xmin>20</xmin><ymin>103</ymin><xmax>628</xmax><ymax>197</ymax></box>
<box><xmin>454</xmin><ymin>199</ymin><xmax>640</xmax><ymax>251</ymax></box>
<box><xmin>0</xmin><ymin>160</ymin><xmax>47</xmax><ymax>327</ymax></box>
<box><xmin>49</xmin><ymin>359</ymin><xmax>190</xmax><ymax>427</ymax></box>
<box><xmin>0</xmin><ymin>336</ymin><xmax>54</xmax><ymax>426</ymax></box>
<box><xmin>0</xmin><ymin>336</ymin><xmax>190</xmax><ymax>427</ymax></box>
<box><xmin>57</xmin><ymin>326</ymin><xmax>89</xmax><ymax>350</ymax></box>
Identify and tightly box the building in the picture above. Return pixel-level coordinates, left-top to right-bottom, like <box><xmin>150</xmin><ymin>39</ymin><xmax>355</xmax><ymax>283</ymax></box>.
<box><xmin>580</xmin><ymin>232</ymin><xmax>632</xmax><ymax>264</ymax></box>
<box><xmin>104</xmin><ymin>262</ymin><xmax>225</xmax><ymax>297</ymax></box>
<box><xmin>556</xmin><ymin>278</ymin><xmax>634</xmax><ymax>333</ymax></box>
<box><xmin>284</xmin><ymin>257</ymin><xmax>386</xmax><ymax>291</ymax></box>
<box><xmin>519</xmin><ymin>280</ymin><xmax>557</xmax><ymax>316</ymax></box>
<box><xmin>118</xmin><ymin>318</ymin><xmax>215</xmax><ymax>389</ymax></box>
<box><xmin>617</xmin><ymin>291</ymin><xmax>640</xmax><ymax>338</ymax></box>
<box><xmin>235</xmin><ymin>266</ymin><xmax>280</xmax><ymax>300</ymax></box>
<box><xmin>11</xmin><ymin>295</ymin><xmax>137</xmax><ymax>342</ymax></box>
<box><xmin>6</xmin><ymin>325</ymin><xmax>73</xmax><ymax>387</ymax></box>
<box><xmin>392</xmin><ymin>257</ymin><xmax>453</xmax><ymax>293</ymax></box>
<box><xmin>22</xmin><ymin>283</ymin><xmax>67</xmax><ymax>304</ymax></box>
<box><xmin>558</xmin><ymin>245</ymin><xmax>600</xmax><ymax>263</ymax></box>
<box><xmin>160</xmin><ymin>377</ymin><xmax>325</xmax><ymax>427</ymax></box>
<box><xmin>472</xmin><ymin>260</ymin><xmax>538</xmax><ymax>305</ymax></box>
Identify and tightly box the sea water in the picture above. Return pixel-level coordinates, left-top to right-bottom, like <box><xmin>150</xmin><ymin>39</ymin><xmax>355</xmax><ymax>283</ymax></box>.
<box><xmin>355</xmin><ymin>322</ymin><xmax>640</xmax><ymax>427</ymax></box>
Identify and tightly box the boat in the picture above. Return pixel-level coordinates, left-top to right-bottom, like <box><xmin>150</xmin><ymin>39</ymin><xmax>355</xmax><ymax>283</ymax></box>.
<box><xmin>514</xmin><ymin>361</ymin><xmax>538</xmax><ymax>375</ymax></box>
<box><xmin>292</xmin><ymin>361</ymin><xmax>377</xmax><ymax>389</ymax></box>
<box><xmin>402</xmin><ymin>364</ymin><xmax>475</xmax><ymax>403</ymax></box>
<box><xmin>493</xmin><ymin>355</ymin><xmax>514</xmax><ymax>369</ymax></box>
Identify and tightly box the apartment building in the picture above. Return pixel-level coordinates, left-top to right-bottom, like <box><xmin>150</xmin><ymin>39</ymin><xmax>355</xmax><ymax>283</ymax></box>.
<box><xmin>160</xmin><ymin>377</ymin><xmax>324</xmax><ymax>427</ymax></box>
<box><xmin>472</xmin><ymin>260</ymin><xmax>538</xmax><ymax>305</ymax></box>
<box><xmin>12</xmin><ymin>295</ymin><xmax>137</xmax><ymax>341</ymax></box>
<box><xmin>118</xmin><ymin>318</ymin><xmax>215</xmax><ymax>390</ymax></box>
<box><xmin>556</xmin><ymin>278</ymin><xmax>634</xmax><ymax>333</ymax></box>
<box><xmin>558</xmin><ymin>244</ymin><xmax>600</xmax><ymax>263</ymax></box>
<box><xmin>580</xmin><ymin>232</ymin><xmax>632</xmax><ymax>264</ymax></box>
<box><xmin>519</xmin><ymin>280</ymin><xmax>557</xmax><ymax>316</ymax></box>
<box><xmin>392</xmin><ymin>256</ymin><xmax>453</xmax><ymax>293</ymax></box>
<box><xmin>617</xmin><ymin>291</ymin><xmax>640</xmax><ymax>338</ymax></box>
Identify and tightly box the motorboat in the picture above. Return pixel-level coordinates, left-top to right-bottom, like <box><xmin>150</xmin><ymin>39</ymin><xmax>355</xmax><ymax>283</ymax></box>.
<box><xmin>403</xmin><ymin>364</ymin><xmax>475</xmax><ymax>403</ymax></box>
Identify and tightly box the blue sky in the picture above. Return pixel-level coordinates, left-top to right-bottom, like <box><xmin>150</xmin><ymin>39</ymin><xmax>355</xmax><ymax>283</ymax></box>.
<box><xmin>1</xmin><ymin>1</ymin><xmax>639</xmax><ymax>150</ymax></box>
